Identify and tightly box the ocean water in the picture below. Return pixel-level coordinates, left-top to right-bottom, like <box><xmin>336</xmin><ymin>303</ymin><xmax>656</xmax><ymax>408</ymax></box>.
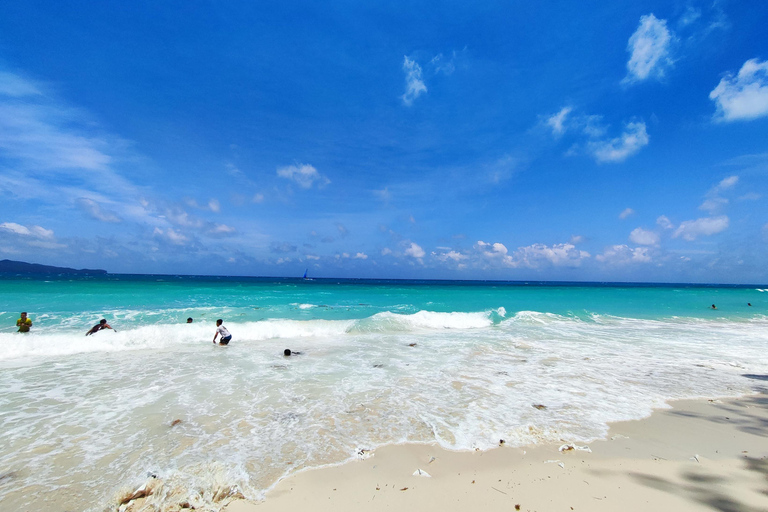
<box><xmin>1</xmin><ymin>275</ymin><xmax>767</xmax><ymax>511</ymax></box>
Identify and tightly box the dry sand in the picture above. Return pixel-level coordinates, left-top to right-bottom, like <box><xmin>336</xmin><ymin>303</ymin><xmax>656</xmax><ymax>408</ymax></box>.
<box><xmin>225</xmin><ymin>393</ymin><xmax>768</xmax><ymax>512</ymax></box>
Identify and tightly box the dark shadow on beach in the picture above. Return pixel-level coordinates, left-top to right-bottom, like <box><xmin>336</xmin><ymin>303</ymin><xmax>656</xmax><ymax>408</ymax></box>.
<box><xmin>625</xmin><ymin>392</ymin><xmax>768</xmax><ymax>512</ymax></box>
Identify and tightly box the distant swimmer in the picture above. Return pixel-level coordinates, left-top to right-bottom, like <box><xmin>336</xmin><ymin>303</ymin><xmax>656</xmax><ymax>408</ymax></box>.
<box><xmin>748</xmin><ymin>303</ymin><xmax>752</xmax><ymax>307</ymax></box>
<box><xmin>213</xmin><ymin>319</ymin><xmax>232</xmax><ymax>345</ymax></box>
<box><xmin>187</xmin><ymin>317</ymin><xmax>193</xmax><ymax>323</ymax></box>
<box><xmin>283</xmin><ymin>349</ymin><xmax>303</xmax><ymax>356</ymax></box>
<box><xmin>711</xmin><ymin>304</ymin><xmax>717</xmax><ymax>310</ymax></box>
<box><xmin>16</xmin><ymin>312</ymin><xmax>32</xmax><ymax>332</ymax></box>
<box><xmin>86</xmin><ymin>319</ymin><xmax>115</xmax><ymax>336</ymax></box>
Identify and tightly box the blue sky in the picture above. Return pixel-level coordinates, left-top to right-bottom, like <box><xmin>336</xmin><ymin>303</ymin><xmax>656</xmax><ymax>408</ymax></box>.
<box><xmin>0</xmin><ymin>1</ymin><xmax>767</xmax><ymax>282</ymax></box>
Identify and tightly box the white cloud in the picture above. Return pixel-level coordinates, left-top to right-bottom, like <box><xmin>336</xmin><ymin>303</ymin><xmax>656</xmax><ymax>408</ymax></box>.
<box><xmin>77</xmin><ymin>198</ymin><xmax>122</xmax><ymax>223</ymax></box>
<box><xmin>305</xmin><ymin>254</ymin><xmax>320</xmax><ymax>260</ymax></box>
<box><xmin>596</xmin><ymin>245</ymin><xmax>652</xmax><ymax>264</ymax></box>
<box><xmin>153</xmin><ymin>227</ymin><xmax>189</xmax><ymax>245</ymax></box>
<box><xmin>589</xmin><ymin>122</ymin><xmax>649</xmax><ymax>163</ymax></box>
<box><xmin>354</xmin><ymin>252</ymin><xmax>368</xmax><ymax>260</ymax></box>
<box><xmin>619</xmin><ymin>208</ymin><xmax>635</xmax><ymax>220</ymax></box>
<box><xmin>569</xmin><ymin>235</ymin><xmax>584</xmax><ymax>244</ymax></box>
<box><xmin>430</xmin><ymin>52</ymin><xmax>456</xmax><ymax>75</ymax></box>
<box><xmin>252</xmin><ymin>193</ymin><xmax>265</xmax><ymax>204</ymax></box>
<box><xmin>546</xmin><ymin>106</ymin><xmax>572</xmax><ymax>136</ymax></box>
<box><xmin>164</xmin><ymin>207</ymin><xmax>204</xmax><ymax>228</ymax></box>
<box><xmin>277</xmin><ymin>163</ymin><xmax>330</xmax><ymax>189</ymax></box>
<box><xmin>475</xmin><ymin>240</ymin><xmax>515</xmax><ymax>267</ymax></box>
<box><xmin>381</xmin><ymin>247</ymin><xmax>393</xmax><ymax>256</ymax></box>
<box><xmin>401</xmin><ymin>56</ymin><xmax>427</xmax><ymax>106</ymax></box>
<box><xmin>656</xmin><ymin>215</ymin><xmax>674</xmax><ymax>230</ymax></box>
<box><xmin>699</xmin><ymin>197</ymin><xmax>728</xmax><ymax>212</ymax></box>
<box><xmin>0</xmin><ymin>72</ymin><xmax>42</xmax><ymax>97</ymax></box>
<box><xmin>714</xmin><ymin>175</ymin><xmax>739</xmax><ymax>191</ymax></box>
<box><xmin>208</xmin><ymin>199</ymin><xmax>220</xmax><ymax>213</ymax></box>
<box><xmin>209</xmin><ymin>224</ymin><xmax>235</xmax><ymax>235</ymax></box>
<box><xmin>512</xmin><ymin>243</ymin><xmax>590</xmax><ymax>268</ymax></box>
<box><xmin>678</xmin><ymin>6</ymin><xmax>701</xmax><ymax>27</ymax></box>
<box><xmin>710</xmin><ymin>59</ymin><xmax>768</xmax><ymax>122</ymax></box>
<box><xmin>432</xmin><ymin>250</ymin><xmax>468</xmax><ymax>263</ymax></box>
<box><xmin>405</xmin><ymin>242</ymin><xmax>425</xmax><ymax>259</ymax></box>
<box><xmin>0</xmin><ymin>222</ymin><xmax>54</xmax><ymax>239</ymax></box>
<box><xmin>673</xmin><ymin>216</ymin><xmax>729</xmax><ymax>241</ymax></box>
<box><xmin>629</xmin><ymin>227</ymin><xmax>659</xmax><ymax>246</ymax></box>
<box><xmin>374</xmin><ymin>187</ymin><xmax>391</xmax><ymax>201</ymax></box>
<box><xmin>699</xmin><ymin>175</ymin><xmax>739</xmax><ymax>212</ymax></box>
<box><xmin>624</xmin><ymin>14</ymin><xmax>674</xmax><ymax>83</ymax></box>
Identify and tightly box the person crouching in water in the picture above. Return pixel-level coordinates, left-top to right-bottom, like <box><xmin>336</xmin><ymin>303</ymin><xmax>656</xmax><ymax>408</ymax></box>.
<box><xmin>213</xmin><ymin>319</ymin><xmax>232</xmax><ymax>345</ymax></box>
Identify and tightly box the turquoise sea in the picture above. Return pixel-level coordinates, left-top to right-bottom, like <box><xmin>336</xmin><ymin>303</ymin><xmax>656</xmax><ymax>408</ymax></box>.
<box><xmin>1</xmin><ymin>275</ymin><xmax>767</xmax><ymax>511</ymax></box>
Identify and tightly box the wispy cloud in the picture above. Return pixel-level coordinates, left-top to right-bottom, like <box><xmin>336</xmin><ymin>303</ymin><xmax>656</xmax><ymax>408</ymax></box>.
<box><xmin>0</xmin><ymin>221</ymin><xmax>54</xmax><ymax>239</ymax></box>
<box><xmin>77</xmin><ymin>198</ymin><xmax>122</xmax><ymax>223</ymax></box>
<box><xmin>546</xmin><ymin>106</ymin><xmax>572</xmax><ymax>137</ymax></box>
<box><xmin>512</xmin><ymin>243</ymin><xmax>590</xmax><ymax>268</ymax></box>
<box><xmin>656</xmin><ymin>215</ymin><xmax>674</xmax><ymax>230</ymax></box>
<box><xmin>619</xmin><ymin>208</ymin><xmax>635</xmax><ymax>220</ymax></box>
<box><xmin>401</xmin><ymin>56</ymin><xmax>427</xmax><ymax>106</ymax></box>
<box><xmin>673</xmin><ymin>216</ymin><xmax>729</xmax><ymax>241</ymax></box>
<box><xmin>623</xmin><ymin>14</ymin><xmax>675</xmax><ymax>83</ymax></box>
<box><xmin>270</xmin><ymin>241</ymin><xmax>297</xmax><ymax>254</ymax></box>
<box><xmin>596</xmin><ymin>245</ymin><xmax>652</xmax><ymax>264</ymax></box>
<box><xmin>710</xmin><ymin>58</ymin><xmax>768</xmax><ymax>122</ymax></box>
<box><xmin>152</xmin><ymin>227</ymin><xmax>190</xmax><ymax>246</ymax></box>
<box><xmin>430</xmin><ymin>52</ymin><xmax>456</xmax><ymax>75</ymax></box>
<box><xmin>699</xmin><ymin>175</ymin><xmax>738</xmax><ymax>212</ymax></box>
<box><xmin>277</xmin><ymin>163</ymin><xmax>330</xmax><ymax>189</ymax></box>
<box><xmin>589</xmin><ymin>122</ymin><xmax>649</xmax><ymax>163</ymax></box>
<box><xmin>0</xmin><ymin>71</ymin><xmax>42</xmax><ymax>97</ymax></box>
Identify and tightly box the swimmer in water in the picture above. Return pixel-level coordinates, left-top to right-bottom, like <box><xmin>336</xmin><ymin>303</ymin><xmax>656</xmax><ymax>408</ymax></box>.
<box><xmin>86</xmin><ymin>319</ymin><xmax>115</xmax><ymax>336</ymax></box>
<box><xmin>283</xmin><ymin>349</ymin><xmax>302</xmax><ymax>356</ymax></box>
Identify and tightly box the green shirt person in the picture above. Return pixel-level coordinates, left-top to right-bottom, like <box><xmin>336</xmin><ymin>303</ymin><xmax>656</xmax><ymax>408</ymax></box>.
<box><xmin>16</xmin><ymin>312</ymin><xmax>32</xmax><ymax>332</ymax></box>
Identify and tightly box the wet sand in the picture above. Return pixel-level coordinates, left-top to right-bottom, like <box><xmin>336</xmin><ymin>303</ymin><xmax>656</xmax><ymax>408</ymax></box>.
<box><xmin>224</xmin><ymin>393</ymin><xmax>768</xmax><ymax>512</ymax></box>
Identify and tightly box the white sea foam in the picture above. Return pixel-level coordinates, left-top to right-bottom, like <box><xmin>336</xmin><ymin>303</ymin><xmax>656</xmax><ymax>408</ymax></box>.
<box><xmin>1</xmin><ymin>310</ymin><xmax>767</xmax><ymax>512</ymax></box>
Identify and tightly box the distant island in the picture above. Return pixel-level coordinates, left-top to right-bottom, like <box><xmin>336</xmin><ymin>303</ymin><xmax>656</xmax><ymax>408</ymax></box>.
<box><xmin>0</xmin><ymin>259</ymin><xmax>107</xmax><ymax>275</ymax></box>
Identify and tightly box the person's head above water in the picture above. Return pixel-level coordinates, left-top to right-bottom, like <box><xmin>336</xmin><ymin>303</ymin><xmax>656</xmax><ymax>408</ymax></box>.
<box><xmin>99</xmin><ymin>319</ymin><xmax>107</xmax><ymax>325</ymax></box>
<box><xmin>284</xmin><ymin>349</ymin><xmax>291</xmax><ymax>356</ymax></box>
<box><xmin>187</xmin><ymin>317</ymin><xmax>193</xmax><ymax>323</ymax></box>
<box><xmin>216</xmin><ymin>319</ymin><xmax>223</xmax><ymax>326</ymax></box>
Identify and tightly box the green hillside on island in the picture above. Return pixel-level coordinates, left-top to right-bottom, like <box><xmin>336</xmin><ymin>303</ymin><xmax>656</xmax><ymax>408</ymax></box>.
<box><xmin>0</xmin><ymin>259</ymin><xmax>107</xmax><ymax>275</ymax></box>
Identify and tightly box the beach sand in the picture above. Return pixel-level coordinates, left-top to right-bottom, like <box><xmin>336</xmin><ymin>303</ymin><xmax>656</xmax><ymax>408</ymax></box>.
<box><xmin>222</xmin><ymin>393</ymin><xmax>768</xmax><ymax>512</ymax></box>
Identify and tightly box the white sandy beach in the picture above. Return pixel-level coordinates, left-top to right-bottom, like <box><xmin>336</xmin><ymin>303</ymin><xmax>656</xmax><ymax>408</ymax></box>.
<box><xmin>214</xmin><ymin>393</ymin><xmax>768</xmax><ymax>512</ymax></box>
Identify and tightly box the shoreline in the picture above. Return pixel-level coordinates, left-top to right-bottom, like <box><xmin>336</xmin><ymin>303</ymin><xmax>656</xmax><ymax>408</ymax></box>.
<box><xmin>218</xmin><ymin>392</ymin><xmax>768</xmax><ymax>512</ymax></box>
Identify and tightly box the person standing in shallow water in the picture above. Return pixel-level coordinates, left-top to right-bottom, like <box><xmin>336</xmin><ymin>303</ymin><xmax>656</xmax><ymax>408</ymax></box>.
<box><xmin>16</xmin><ymin>312</ymin><xmax>32</xmax><ymax>332</ymax></box>
<box><xmin>213</xmin><ymin>319</ymin><xmax>232</xmax><ymax>345</ymax></box>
